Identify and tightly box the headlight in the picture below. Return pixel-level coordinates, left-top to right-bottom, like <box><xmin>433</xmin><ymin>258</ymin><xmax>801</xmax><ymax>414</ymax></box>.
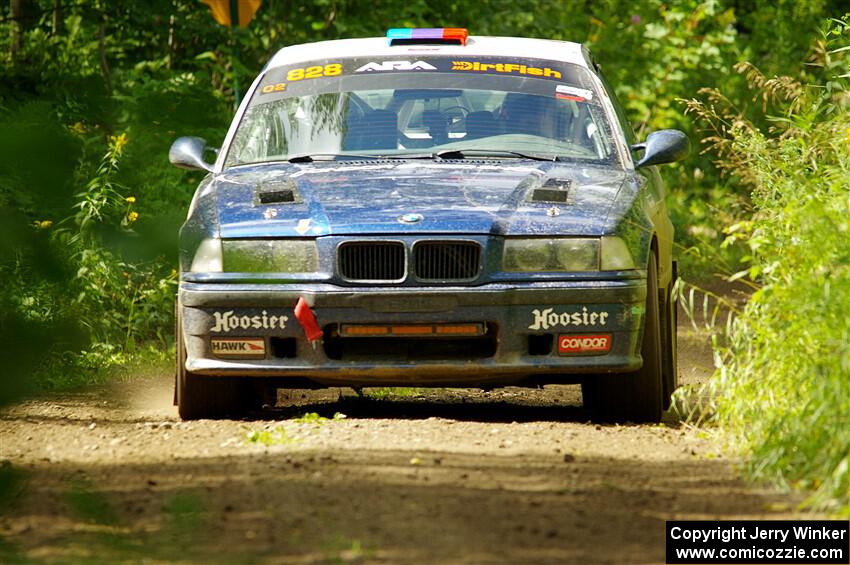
<box><xmin>190</xmin><ymin>238</ymin><xmax>223</xmax><ymax>272</ymax></box>
<box><xmin>503</xmin><ymin>238</ymin><xmax>599</xmax><ymax>272</ymax></box>
<box><xmin>222</xmin><ymin>239</ymin><xmax>319</xmax><ymax>273</ymax></box>
<box><xmin>600</xmin><ymin>236</ymin><xmax>636</xmax><ymax>270</ymax></box>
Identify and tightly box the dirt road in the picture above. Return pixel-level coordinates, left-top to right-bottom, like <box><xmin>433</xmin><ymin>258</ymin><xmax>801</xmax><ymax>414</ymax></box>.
<box><xmin>0</xmin><ymin>321</ymin><xmax>811</xmax><ymax>564</ymax></box>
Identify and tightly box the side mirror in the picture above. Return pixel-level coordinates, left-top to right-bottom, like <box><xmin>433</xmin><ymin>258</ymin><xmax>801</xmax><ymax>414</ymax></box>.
<box><xmin>169</xmin><ymin>136</ymin><xmax>215</xmax><ymax>173</ymax></box>
<box><xmin>632</xmin><ymin>129</ymin><xmax>689</xmax><ymax>169</ymax></box>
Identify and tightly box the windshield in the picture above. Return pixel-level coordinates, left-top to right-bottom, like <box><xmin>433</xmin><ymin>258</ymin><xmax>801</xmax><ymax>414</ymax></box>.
<box><xmin>225</xmin><ymin>56</ymin><xmax>619</xmax><ymax>167</ymax></box>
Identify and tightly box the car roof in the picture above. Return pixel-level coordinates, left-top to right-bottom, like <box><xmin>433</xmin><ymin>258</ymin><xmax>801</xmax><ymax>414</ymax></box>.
<box><xmin>266</xmin><ymin>36</ymin><xmax>590</xmax><ymax>70</ymax></box>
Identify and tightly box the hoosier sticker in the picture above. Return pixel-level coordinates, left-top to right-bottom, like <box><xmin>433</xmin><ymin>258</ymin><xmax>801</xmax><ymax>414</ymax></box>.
<box><xmin>211</xmin><ymin>338</ymin><xmax>266</xmax><ymax>357</ymax></box>
<box><xmin>528</xmin><ymin>307</ymin><xmax>609</xmax><ymax>330</ymax></box>
<box><xmin>211</xmin><ymin>310</ymin><xmax>289</xmax><ymax>333</ymax></box>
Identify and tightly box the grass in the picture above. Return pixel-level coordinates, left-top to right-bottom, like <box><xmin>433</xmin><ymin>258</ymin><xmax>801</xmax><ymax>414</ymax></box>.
<box><xmin>33</xmin><ymin>344</ymin><xmax>173</xmax><ymax>392</ymax></box>
<box><xmin>364</xmin><ymin>387</ymin><xmax>426</xmax><ymax>400</ymax></box>
<box><xmin>684</xmin><ymin>26</ymin><xmax>850</xmax><ymax>516</ymax></box>
<box><xmin>246</xmin><ymin>427</ymin><xmax>297</xmax><ymax>447</ymax></box>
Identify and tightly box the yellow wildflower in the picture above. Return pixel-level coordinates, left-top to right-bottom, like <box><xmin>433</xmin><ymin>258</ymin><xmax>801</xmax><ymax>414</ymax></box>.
<box><xmin>845</xmin><ymin>128</ymin><xmax>850</xmax><ymax>144</ymax></box>
<box><xmin>34</xmin><ymin>220</ymin><xmax>53</xmax><ymax>229</ymax></box>
<box><xmin>70</xmin><ymin>122</ymin><xmax>87</xmax><ymax>135</ymax></box>
<box><xmin>126</xmin><ymin>196</ymin><xmax>136</xmax><ymax>204</ymax></box>
<box><xmin>110</xmin><ymin>132</ymin><xmax>129</xmax><ymax>153</ymax></box>
<box><xmin>128</xmin><ymin>211</ymin><xmax>139</xmax><ymax>223</ymax></box>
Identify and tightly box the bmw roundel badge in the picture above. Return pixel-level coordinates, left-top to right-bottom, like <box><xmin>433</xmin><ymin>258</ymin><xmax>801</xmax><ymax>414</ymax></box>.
<box><xmin>398</xmin><ymin>213</ymin><xmax>424</xmax><ymax>224</ymax></box>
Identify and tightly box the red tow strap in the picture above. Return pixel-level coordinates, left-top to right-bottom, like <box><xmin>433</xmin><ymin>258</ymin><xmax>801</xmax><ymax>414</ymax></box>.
<box><xmin>294</xmin><ymin>297</ymin><xmax>322</xmax><ymax>343</ymax></box>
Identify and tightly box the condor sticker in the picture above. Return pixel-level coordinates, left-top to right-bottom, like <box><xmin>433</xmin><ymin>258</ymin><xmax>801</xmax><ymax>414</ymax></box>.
<box><xmin>558</xmin><ymin>334</ymin><xmax>611</xmax><ymax>356</ymax></box>
<box><xmin>211</xmin><ymin>338</ymin><xmax>266</xmax><ymax>358</ymax></box>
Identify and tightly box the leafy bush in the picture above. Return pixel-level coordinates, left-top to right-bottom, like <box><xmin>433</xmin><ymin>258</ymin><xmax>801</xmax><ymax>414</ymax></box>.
<box><xmin>686</xmin><ymin>18</ymin><xmax>850</xmax><ymax>515</ymax></box>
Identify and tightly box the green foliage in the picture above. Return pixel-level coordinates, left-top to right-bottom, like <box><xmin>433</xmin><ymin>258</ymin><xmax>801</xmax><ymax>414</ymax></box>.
<box><xmin>65</xmin><ymin>479</ymin><xmax>119</xmax><ymax>525</ymax></box>
<box><xmin>687</xmin><ymin>17</ymin><xmax>850</xmax><ymax>515</ymax></box>
<box><xmin>246</xmin><ymin>426</ymin><xmax>296</xmax><ymax>446</ymax></box>
<box><xmin>292</xmin><ymin>411</ymin><xmax>347</xmax><ymax>424</ymax></box>
<box><xmin>365</xmin><ymin>387</ymin><xmax>425</xmax><ymax>399</ymax></box>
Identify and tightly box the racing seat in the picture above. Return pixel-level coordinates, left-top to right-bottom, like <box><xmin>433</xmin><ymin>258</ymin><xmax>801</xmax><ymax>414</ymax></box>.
<box><xmin>465</xmin><ymin>110</ymin><xmax>497</xmax><ymax>140</ymax></box>
<box><xmin>422</xmin><ymin>109</ymin><xmax>449</xmax><ymax>145</ymax></box>
<box><xmin>343</xmin><ymin>109</ymin><xmax>399</xmax><ymax>151</ymax></box>
<box><xmin>500</xmin><ymin>93</ymin><xmax>558</xmax><ymax>138</ymax></box>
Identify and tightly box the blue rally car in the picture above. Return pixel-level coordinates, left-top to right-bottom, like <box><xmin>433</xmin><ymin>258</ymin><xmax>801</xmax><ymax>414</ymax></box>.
<box><xmin>169</xmin><ymin>28</ymin><xmax>689</xmax><ymax>421</ymax></box>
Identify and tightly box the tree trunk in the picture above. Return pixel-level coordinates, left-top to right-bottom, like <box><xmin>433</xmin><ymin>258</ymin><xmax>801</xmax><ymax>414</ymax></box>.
<box><xmin>98</xmin><ymin>17</ymin><xmax>112</xmax><ymax>94</ymax></box>
<box><xmin>52</xmin><ymin>0</ymin><xmax>61</xmax><ymax>36</ymax></box>
<box><xmin>10</xmin><ymin>0</ymin><xmax>24</xmax><ymax>58</ymax></box>
<box><xmin>167</xmin><ymin>14</ymin><xmax>175</xmax><ymax>70</ymax></box>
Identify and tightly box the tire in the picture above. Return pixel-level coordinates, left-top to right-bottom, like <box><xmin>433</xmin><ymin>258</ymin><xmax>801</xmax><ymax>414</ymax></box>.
<box><xmin>175</xmin><ymin>301</ymin><xmax>256</xmax><ymax>420</ymax></box>
<box><xmin>661</xmin><ymin>261</ymin><xmax>678</xmax><ymax>410</ymax></box>
<box><xmin>582</xmin><ymin>252</ymin><xmax>664</xmax><ymax>423</ymax></box>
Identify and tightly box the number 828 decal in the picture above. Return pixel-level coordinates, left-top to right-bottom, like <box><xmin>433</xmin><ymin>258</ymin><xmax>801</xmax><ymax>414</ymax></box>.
<box><xmin>287</xmin><ymin>63</ymin><xmax>342</xmax><ymax>82</ymax></box>
<box><xmin>259</xmin><ymin>63</ymin><xmax>344</xmax><ymax>95</ymax></box>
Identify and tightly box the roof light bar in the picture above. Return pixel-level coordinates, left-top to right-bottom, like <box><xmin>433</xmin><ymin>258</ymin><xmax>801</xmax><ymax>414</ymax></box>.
<box><xmin>387</xmin><ymin>27</ymin><xmax>468</xmax><ymax>46</ymax></box>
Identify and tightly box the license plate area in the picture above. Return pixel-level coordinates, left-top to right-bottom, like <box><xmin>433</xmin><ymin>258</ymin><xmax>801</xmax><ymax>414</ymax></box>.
<box><xmin>211</xmin><ymin>337</ymin><xmax>266</xmax><ymax>358</ymax></box>
<box><xmin>339</xmin><ymin>323</ymin><xmax>486</xmax><ymax>338</ymax></box>
<box><xmin>557</xmin><ymin>334</ymin><xmax>611</xmax><ymax>356</ymax></box>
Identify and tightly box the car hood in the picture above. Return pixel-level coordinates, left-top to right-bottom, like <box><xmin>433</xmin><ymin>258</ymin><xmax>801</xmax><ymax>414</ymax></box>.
<box><xmin>211</xmin><ymin>161</ymin><xmax>629</xmax><ymax>238</ymax></box>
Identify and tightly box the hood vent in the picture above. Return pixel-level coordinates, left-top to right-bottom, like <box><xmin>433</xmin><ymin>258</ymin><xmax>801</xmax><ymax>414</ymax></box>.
<box><xmin>530</xmin><ymin>178</ymin><xmax>573</xmax><ymax>203</ymax></box>
<box><xmin>257</xmin><ymin>179</ymin><xmax>299</xmax><ymax>205</ymax></box>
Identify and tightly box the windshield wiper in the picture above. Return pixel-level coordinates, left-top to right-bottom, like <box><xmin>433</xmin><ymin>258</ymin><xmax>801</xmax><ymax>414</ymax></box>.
<box><xmin>287</xmin><ymin>153</ymin><xmax>392</xmax><ymax>163</ymax></box>
<box><xmin>287</xmin><ymin>150</ymin><xmax>564</xmax><ymax>163</ymax></box>
<box><xmin>433</xmin><ymin>149</ymin><xmax>560</xmax><ymax>162</ymax></box>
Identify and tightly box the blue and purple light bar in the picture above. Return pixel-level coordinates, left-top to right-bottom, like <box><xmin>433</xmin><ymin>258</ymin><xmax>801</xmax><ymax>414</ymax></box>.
<box><xmin>386</xmin><ymin>28</ymin><xmax>469</xmax><ymax>46</ymax></box>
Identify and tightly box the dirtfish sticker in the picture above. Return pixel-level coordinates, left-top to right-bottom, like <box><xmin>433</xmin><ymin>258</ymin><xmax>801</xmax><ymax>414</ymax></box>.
<box><xmin>528</xmin><ymin>307</ymin><xmax>609</xmax><ymax>330</ymax></box>
<box><xmin>355</xmin><ymin>60</ymin><xmax>437</xmax><ymax>72</ymax></box>
<box><xmin>452</xmin><ymin>61</ymin><xmax>562</xmax><ymax>79</ymax></box>
<box><xmin>211</xmin><ymin>310</ymin><xmax>289</xmax><ymax>333</ymax></box>
<box><xmin>556</xmin><ymin>84</ymin><xmax>593</xmax><ymax>101</ymax></box>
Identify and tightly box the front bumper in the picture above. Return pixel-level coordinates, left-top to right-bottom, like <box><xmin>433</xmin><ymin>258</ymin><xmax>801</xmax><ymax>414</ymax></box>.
<box><xmin>179</xmin><ymin>279</ymin><xmax>646</xmax><ymax>386</ymax></box>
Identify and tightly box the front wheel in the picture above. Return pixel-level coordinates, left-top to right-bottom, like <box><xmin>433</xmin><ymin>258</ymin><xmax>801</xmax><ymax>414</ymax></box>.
<box><xmin>582</xmin><ymin>252</ymin><xmax>664</xmax><ymax>423</ymax></box>
<box><xmin>175</xmin><ymin>302</ymin><xmax>257</xmax><ymax>420</ymax></box>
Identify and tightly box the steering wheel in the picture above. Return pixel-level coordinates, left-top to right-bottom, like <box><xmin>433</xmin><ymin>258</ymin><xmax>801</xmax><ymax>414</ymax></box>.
<box><xmin>442</xmin><ymin>105</ymin><xmax>471</xmax><ymax>126</ymax></box>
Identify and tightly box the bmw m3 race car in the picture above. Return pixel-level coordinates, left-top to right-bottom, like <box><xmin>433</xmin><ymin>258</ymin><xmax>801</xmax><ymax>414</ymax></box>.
<box><xmin>170</xmin><ymin>28</ymin><xmax>689</xmax><ymax>421</ymax></box>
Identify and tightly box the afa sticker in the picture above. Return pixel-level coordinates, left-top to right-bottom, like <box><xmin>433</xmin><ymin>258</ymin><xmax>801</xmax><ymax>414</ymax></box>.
<box><xmin>555</xmin><ymin>85</ymin><xmax>593</xmax><ymax>102</ymax></box>
<box><xmin>355</xmin><ymin>60</ymin><xmax>437</xmax><ymax>72</ymax></box>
